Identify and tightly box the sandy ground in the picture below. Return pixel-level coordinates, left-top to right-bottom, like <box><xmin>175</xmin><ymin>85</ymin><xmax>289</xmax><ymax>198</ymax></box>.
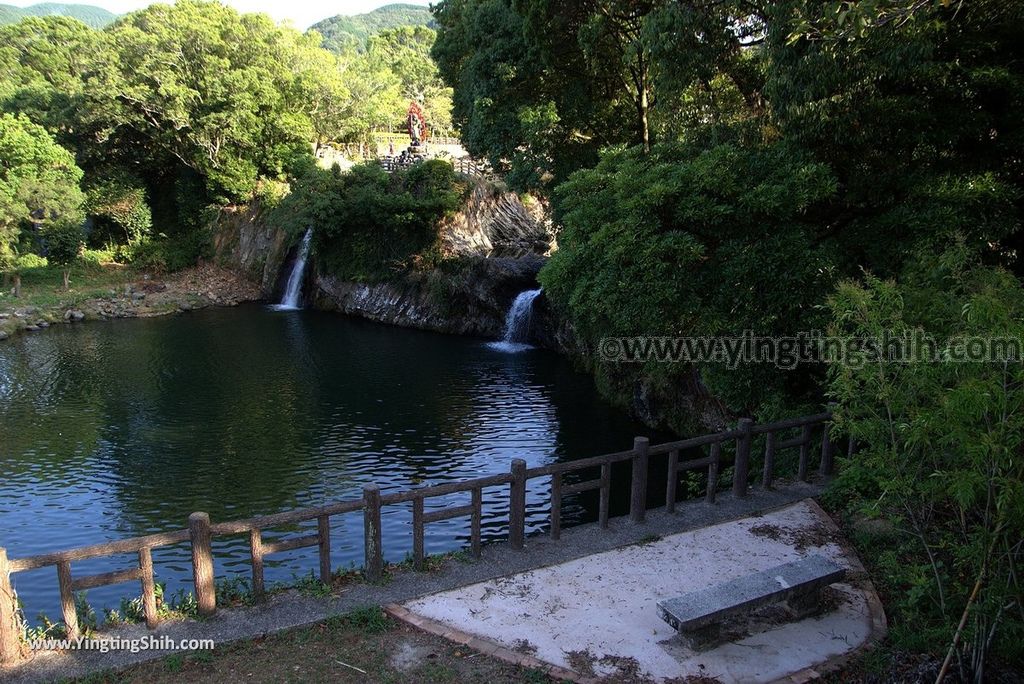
<box><xmin>403</xmin><ymin>500</ymin><xmax>877</xmax><ymax>683</ymax></box>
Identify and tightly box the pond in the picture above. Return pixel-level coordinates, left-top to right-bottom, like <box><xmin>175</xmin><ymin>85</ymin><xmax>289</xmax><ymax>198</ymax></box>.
<box><xmin>0</xmin><ymin>305</ymin><xmax>665</xmax><ymax>621</ymax></box>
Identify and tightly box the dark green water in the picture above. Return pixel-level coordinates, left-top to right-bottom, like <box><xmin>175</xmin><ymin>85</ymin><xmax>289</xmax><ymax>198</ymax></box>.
<box><xmin>0</xmin><ymin>305</ymin><xmax>661</xmax><ymax>620</ymax></box>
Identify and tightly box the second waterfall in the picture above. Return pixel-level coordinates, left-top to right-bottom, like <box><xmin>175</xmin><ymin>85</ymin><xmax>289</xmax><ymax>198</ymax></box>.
<box><xmin>488</xmin><ymin>288</ymin><xmax>542</xmax><ymax>352</ymax></box>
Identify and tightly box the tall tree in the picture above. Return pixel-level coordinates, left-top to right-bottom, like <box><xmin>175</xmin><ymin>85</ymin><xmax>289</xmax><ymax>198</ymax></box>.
<box><xmin>82</xmin><ymin>0</ymin><xmax>319</xmax><ymax>202</ymax></box>
<box><xmin>0</xmin><ymin>16</ymin><xmax>105</xmax><ymax>140</ymax></box>
<box><xmin>367</xmin><ymin>26</ymin><xmax>454</xmax><ymax>133</ymax></box>
<box><xmin>0</xmin><ymin>113</ymin><xmax>84</xmax><ymax>294</ymax></box>
<box><xmin>433</xmin><ymin>0</ymin><xmax>763</xmax><ymax>185</ymax></box>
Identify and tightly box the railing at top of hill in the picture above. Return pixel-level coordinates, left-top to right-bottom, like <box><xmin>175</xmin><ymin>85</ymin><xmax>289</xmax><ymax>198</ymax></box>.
<box><xmin>371</xmin><ymin>131</ymin><xmax>462</xmax><ymax>146</ymax></box>
<box><xmin>0</xmin><ymin>408</ymin><xmax>849</xmax><ymax>663</ymax></box>
<box><xmin>379</xmin><ymin>155</ymin><xmax>492</xmax><ymax>179</ymax></box>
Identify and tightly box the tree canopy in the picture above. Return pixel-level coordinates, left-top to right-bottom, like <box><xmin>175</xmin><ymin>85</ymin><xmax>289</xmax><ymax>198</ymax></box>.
<box><xmin>434</xmin><ymin>0</ymin><xmax>1024</xmax><ymax>413</ymax></box>
<box><xmin>0</xmin><ymin>0</ymin><xmax>455</xmax><ymax>272</ymax></box>
<box><xmin>0</xmin><ymin>113</ymin><xmax>83</xmax><ymax>268</ymax></box>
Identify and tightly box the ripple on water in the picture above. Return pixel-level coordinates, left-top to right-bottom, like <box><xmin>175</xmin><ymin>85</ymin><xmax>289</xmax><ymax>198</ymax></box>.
<box><xmin>0</xmin><ymin>305</ymin><xmax>662</xmax><ymax>622</ymax></box>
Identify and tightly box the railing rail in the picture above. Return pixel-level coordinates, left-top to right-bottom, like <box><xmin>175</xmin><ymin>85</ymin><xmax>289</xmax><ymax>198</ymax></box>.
<box><xmin>0</xmin><ymin>407</ymin><xmax>844</xmax><ymax>661</ymax></box>
<box><xmin>379</xmin><ymin>155</ymin><xmax>492</xmax><ymax>179</ymax></box>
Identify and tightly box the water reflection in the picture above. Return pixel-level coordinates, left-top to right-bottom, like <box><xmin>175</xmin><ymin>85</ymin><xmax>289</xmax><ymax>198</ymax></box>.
<box><xmin>0</xmin><ymin>306</ymin><xmax>662</xmax><ymax>620</ymax></box>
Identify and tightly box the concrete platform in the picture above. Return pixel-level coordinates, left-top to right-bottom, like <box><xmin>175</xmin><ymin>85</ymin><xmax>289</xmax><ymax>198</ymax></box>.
<box><xmin>400</xmin><ymin>500</ymin><xmax>885</xmax><ymax>683</ymax></box>
<box><xmin>3</xmin><ymin>483</ymin><xmax>846</xmax><ymax>684</ymax></box>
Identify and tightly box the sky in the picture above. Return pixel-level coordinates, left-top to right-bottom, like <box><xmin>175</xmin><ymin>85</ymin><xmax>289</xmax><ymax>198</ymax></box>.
<box><xmin>7</xmin><ymin>0</ymin><xmax>431</xmax><ymax>29</ymax></box>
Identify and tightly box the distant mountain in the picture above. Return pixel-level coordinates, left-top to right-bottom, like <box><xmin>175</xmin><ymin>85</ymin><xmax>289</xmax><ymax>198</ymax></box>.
<box><xmin>0</xmin><ymin>3</ymin><xmax>116</xmax><ymax>28</ymax></box>
<box><xmin>310</xmin><ymin>3</ymin><xmax>435</xmax><ymax>53</ymax></box>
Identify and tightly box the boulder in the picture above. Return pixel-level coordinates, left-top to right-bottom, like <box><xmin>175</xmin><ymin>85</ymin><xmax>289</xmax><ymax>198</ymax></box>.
<box><xmin>439</xmin><ymin>179</ymin><xmax>554</xmax><ymax>258</ymax></box>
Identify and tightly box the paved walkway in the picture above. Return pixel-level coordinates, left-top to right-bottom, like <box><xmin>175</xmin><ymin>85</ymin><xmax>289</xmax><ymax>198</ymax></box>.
<box><xmin>5</xmin><ymin>483</ymin><xmax>827</xmax><ymax>683</ymax></box>
<box><xmin>399</xmin><ymin>499</ymin><xmax>885</xmax><ymax>683</ymax></box>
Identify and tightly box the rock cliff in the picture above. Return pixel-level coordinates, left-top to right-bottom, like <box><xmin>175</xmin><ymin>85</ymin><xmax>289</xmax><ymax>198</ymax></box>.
<box><xmin>212</xmin><ymin>204</ymin><xmax>292</xmax><ymax>297</ymax></box>
<box><xmin>439</xmin><ymin>179</ymin><xmax>554</xmax><ymax>257</ymax></box>
<box><xmin>313</xmin><ymin>256</ymin><xmax>545</xmax><ymax>338</ymax></box>
<box><xmin>311</xmin><ymin>177</ymin><xmax>555</xmax><ymax>339</ymax></box>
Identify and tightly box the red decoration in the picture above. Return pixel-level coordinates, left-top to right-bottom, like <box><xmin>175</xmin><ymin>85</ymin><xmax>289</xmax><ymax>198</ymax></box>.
<box><xmin>406</xmin><ymin>101</ymin><xmax>429</xmax><ymax>144</ymax></box>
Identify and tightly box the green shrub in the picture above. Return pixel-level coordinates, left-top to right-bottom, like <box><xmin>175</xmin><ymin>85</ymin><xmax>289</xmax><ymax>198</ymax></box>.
<box><xmin>81</xmin><ymin>248</ymin><xmax>115</xmax><ymax>266</ymax></box>
<box><xmin>163</xmin><ymin>229</ymin><xmax>213</xmax><ymax>272</ymax></box>
<box><xmin>127</xmin><ymin>238</ymin><xmax>167</xmax><ymax>272</ymax></box>
<box><xmin>827</xmin><ymin>249</ymin><xmax>1024</xmax><ymax>674</ymax></box>
<box><xmin>43</xmin><ymin>220</ymin><xmax>85</xmax><ymax>289</ymax></box>
<box><xmin>331</xmin><ymin>605</ymin><xmax>390</xmax><ymax>635</ymax></box>
<box><xmin>538</xmin><ymin>140</ymin><xmax>837</xmax><ymax>418</ymax></box>
<box><xmin>14</xmin><ymin>253</ymin><xmax>46</xmax><ymax>270</ymax></box>
<box><xmin>251</xmin><ymin>178</ymin><xmax>290</xmax><ymax>210</ymax></box>
<box><xmin>273</xmin><ymin>160</ymin><xmax>463</xmax><ymax>282</ymax></box>
<box><xmin>85</xmin><ymin>173</ymin><xmax>152</xmax><ymax>247</ymax></box>
<box><xmin>125</xmin><ymin>229</ymin><xmax>212</xmax><ymax>273</ymax></box>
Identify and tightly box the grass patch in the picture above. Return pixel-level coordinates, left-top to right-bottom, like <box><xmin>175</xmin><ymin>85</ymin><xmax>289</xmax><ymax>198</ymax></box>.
<box><xmin>636</xmin><ymin>534</ymin><xmax>662</xmax><ymax>546</ymax></box>
<box><xmin>291</xmin><ymin>572</ymin><xmax>333</xmax><ymax>599</ymax></box>
<box><xmin>71</xmin><ymin>608</ymin><xmax>553</xmax><ymax>683</ymax></box>
<box><xmin>3</xmin><ymin>260</ymin><xmax>136</xmax><ymax>312</ymax></box>
<box><xmin>326</xmin><ymin>605</ymin><xmax>391</xmax><ymax>636</ymax></box>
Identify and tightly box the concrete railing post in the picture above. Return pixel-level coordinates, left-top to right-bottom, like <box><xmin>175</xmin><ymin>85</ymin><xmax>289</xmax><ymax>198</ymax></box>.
<box><xmin>363</xmin><ymin>485</ymin><xmax>383</xmax><ymax>582</ymax></box>
<box><xmin>630</xmin><ymin>437</ymin><xmax>650</xmax><ymax>523</ymax></box>
<box><xmin>509</xmin><ymin>459</ymin><xmax>527</xmax><ymax>550</ymax></box>
<box><xmin>732</xmin><ymin>419</ymin><xmax>754</xmax><ymax>498</ymax></box>
<box><xmin>0</xmin><ymin>548</ymin><xmax>23</xmax><ymax>664</ymax></box>
<box><xmin>188</xmin><ymin>512</ymin><xmax>216</xmax><ymax>617</ymax></box>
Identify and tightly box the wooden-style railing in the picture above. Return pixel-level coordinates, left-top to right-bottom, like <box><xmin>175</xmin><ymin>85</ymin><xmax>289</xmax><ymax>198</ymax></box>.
<box><xmin>451</xmin><ymin>157</ymin><xmax>492</xmax><ymax>178</ymax></box>
<box><xmin>0</xmin><ymin>409</ymin><xmax>846</xmax><ymax>662</ymax></box>
<box><xmin>378</xmin><ymin>155</ymin><xmax>492</xmax><ymax>179</ymax></box>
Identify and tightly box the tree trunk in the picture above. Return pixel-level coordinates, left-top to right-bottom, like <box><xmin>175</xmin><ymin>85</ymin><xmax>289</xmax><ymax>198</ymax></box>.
<box><xmin>62</xmin><ymin>268</ymin><xmax>70</xmax><ymax>291</ymax></box>
<box><xmin>13</xmin><ymin>274</ymin><xmax>20</xmax><ymax>298</ymax></box>
<box><xmin>637</xmin><ymin>56</ymin><xmax>651</xmax><ymax>153</ymax></box>
<box><xmin>639</xmin><ymin>86</ymin><xmax>650</xmax><ymax>153</ymax></box>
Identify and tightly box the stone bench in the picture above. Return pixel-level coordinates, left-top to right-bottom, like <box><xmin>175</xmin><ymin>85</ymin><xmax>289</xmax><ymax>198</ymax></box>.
<box><xmin>656</xmin><ymin>555</ymin><xmax>846</xmax><ymax>649</ymax></box>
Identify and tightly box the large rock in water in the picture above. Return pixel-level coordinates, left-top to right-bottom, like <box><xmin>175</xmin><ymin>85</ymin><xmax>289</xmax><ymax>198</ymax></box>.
<box><xmin>439</xmin><ymin>179</ymin><xmax>554</xmax><ymax>257</ymax></box>
<box><xmin>313</xmin><ymin>256</ymin><xmax>545</xmax><ymax>338</ymax></box>
<box><xmin>314</xmin><ymin>178</ymin><xmax>555</xmax><ymax>339</ymax></box>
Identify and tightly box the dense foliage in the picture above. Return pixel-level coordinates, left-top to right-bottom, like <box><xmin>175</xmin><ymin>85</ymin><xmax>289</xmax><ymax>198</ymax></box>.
<box><xmin>0</xmin><ymin>113</ymin><xmax>83</xmax><ymax>293</ymax></box>
<box><xmin>273</xmin><ymin>160</ymin><xmax>463</xmax><ymax>282</ymax></box>
<box><xmin>0</xmin><ymin>1</ymin><xmax>455</xmax><ymax>285</ymax></box>
<box><xmin>826</xmin><ymin>249</ymin><xmax>1024</xmax><ymax>677</ymax></box>
<box><xmin>437</xmin><ymin>1</ymin><xmax>1023</xmax><ymax>673</ymax></box>
<box><xmin>436</xmin><ymin>0</ymin><xmax>1024</xmax><ymax>416</ymax></box>
<box><xmin>84</xmin><ymin>173</ymin><xmax>152</xmax><ymax>248</ymax></box>
<box><xmin>539</xmin><ymin>140</ymin><xmax>838</xmax><ymax>415</ymax></box>
<box><xmin>42</xmin><ymin>219</ymin><xmax>83</xmax><ymax>290</ymax></box>
<box><xmin>368</xmin><ymin>26</ymin><xmax>455</xmax><ymax>136</ymax></box>
<box><xmin>432</xmin><ymin>0</ymin><xmax>765</xmax><ymax>189</ymax></box>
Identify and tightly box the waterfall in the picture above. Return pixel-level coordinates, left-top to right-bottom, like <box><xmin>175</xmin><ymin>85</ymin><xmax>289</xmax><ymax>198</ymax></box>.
<box><xmin>273</xmin><ymin>229</ymin><xmax>312</xmax><ymax>311</ymax></box>
<box><xmin>488</xmin><ymin>288</ymin><xmax>542</xmax><ymax>352</ymax></box>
